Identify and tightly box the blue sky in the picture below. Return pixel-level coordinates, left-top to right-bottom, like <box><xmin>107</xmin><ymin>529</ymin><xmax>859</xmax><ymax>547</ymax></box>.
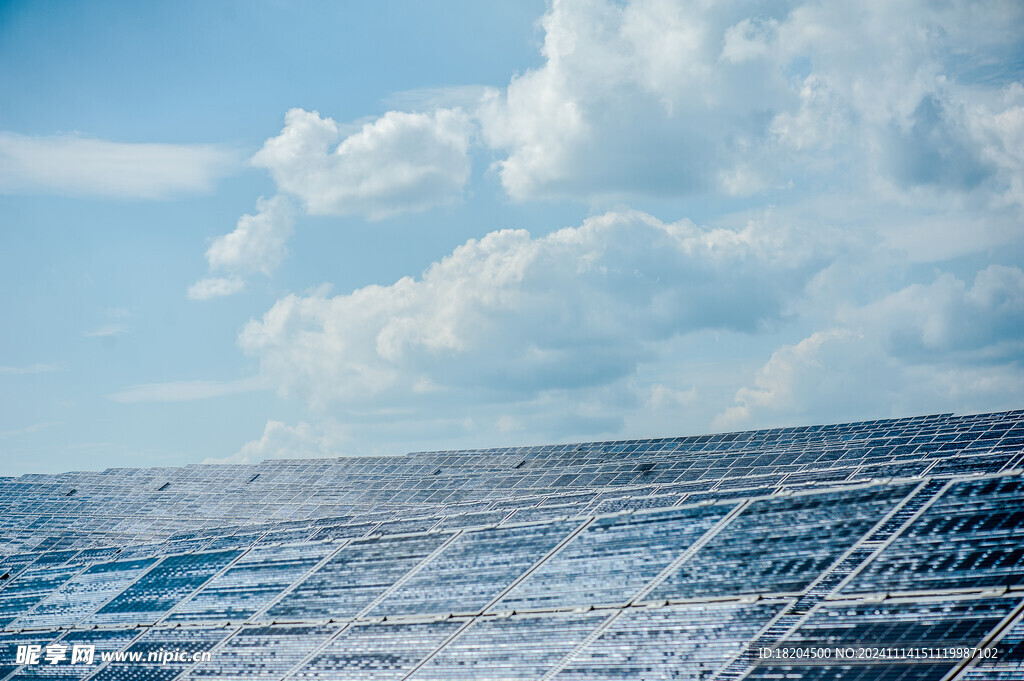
<box><xmin>2</xmin><ymin>0</ymin><xmax>1023</xmax><ymax>475</ymax></box>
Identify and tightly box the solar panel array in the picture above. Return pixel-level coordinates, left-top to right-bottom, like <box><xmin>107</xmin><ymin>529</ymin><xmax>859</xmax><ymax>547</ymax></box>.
<box><xmin>0</xmin><ymin>409</ymin><xmax>1022</xmax><ymax>680</ymax></box>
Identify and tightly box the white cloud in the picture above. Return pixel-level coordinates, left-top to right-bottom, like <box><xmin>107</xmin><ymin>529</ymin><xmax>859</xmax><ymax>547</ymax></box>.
<box><xmin>0</xmin><ymin>133</ymin><xmax>239</xmax><ymax>199</ymax></box>
<box><xmin>187</xmin><ymin>276</ymin><xmax>246</xmax><ymax>301</ymax></box>
<box><xmin>239</xmin><ymin>209</ymin><xmax>825</xmax><ymax>411</ymax></box>
<box><xmin>474</xmin><ymin>0</ymin><xmax>1024</xmax><ymax>206</ymax></box>
<box><xmin>108</xmin><ymin>376</ymin><xmax>266</xmax><ymax>404</ymax></box>
<box><xmin>0</xmin><ymin>363</ymin><xmax>64</xmax><ymax>375</ymax></box>
<box><xmin>188</xmin><ymin>196</ymin><xmax>294</xmax><ymax>300</ymax></box>
<box><xmin>219</xmin><ymin>419</ymin><xmax>348</xmax><ymax>464</ymax></box>
<box><xmin>205</xmin><ymin>196</ymin><xmax>294</xmax><ymax>277</ymax></box>
<box><xmin>252</xmin><ymin>107</ymin><xmax>473</xmax><ymax>219</ymax></box>
<box><xmin>718</xmin><ymin>265</ymin><xmax>1024</xmax><ymax>429</ymax></box>
<box><xmin>847</xmin><ymin>264</ymin><xmax>1024</xmax><ymax>362</ymax></box>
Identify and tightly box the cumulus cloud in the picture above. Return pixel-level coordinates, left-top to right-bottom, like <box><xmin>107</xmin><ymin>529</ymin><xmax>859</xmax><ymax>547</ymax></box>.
<box><xmin>0</xmin><ymin>133</ymin><xmax>238</xmax><ymax>199</ymax></box>
<box><xmin>239</xmin><ymin>209</ymin><xmax>826</xmax><ymax>411</ymax></box>
<box><xmin>206</xmin><ymin>195</ymin><xmax>294</xmax><ymax>276</ymax></box>
<box><xmin>474</xmin><ymin>0</ymin><xmax>1024</xmax><ymax>205</ymax></box>
<box><xmin>252</xmin><ymin>107</ymin><xmax>473</xmax><ymax>219</ymax></box>
<box><xmin>718</xmin><ymin>265</ymin><xmax>1024</xmax><ymax>428</ymax></box>
<box><xmin>188</xmin><ymin>195</ymin><xmax>293</xmax><ymax>300</ymax></box>
<box><xmin>223</xmin><ymin>420</ymin><xmax>348</xmax><ymax>464</ymax></box>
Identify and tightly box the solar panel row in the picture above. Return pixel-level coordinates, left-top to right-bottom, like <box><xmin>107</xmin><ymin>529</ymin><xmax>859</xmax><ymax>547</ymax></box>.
<box><xmin>0</xmin><ymin>410</ymin><xmax>1022</xmax><ymax>681</ymax></box>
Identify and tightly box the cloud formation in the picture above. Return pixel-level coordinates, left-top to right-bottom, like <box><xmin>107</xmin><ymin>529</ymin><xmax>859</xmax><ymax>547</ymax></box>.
<box><xmin>0</xmin><ymin>133</ymin><xmax>238</xmax><ymax>199</ymax></box>
<box><xmin>239</xmin><ymin>210</ymin><xmax>825</xmax><ymax>411</ymax></box>
<box><xmin>718</xmin><ymin>265</ymin><xmax>1024</xmax><ymax>428</ymax></box>
<box><xmin>187</xmin><ymin>276</ymin><xmax>246</xmax><ymax>301</ymax></box>
<box><xmin>188</xmin><ymin>195</ymin><xmax>294</xmax><ymax>300</ymax></box>
<box><xmin>475</xmin><ymin>0</ymin><xmax>1024</xmax><ymax>204</ymax></box>
<box><xmin>226</xmin><ymin>420</ymin><xmax>347</xmax><ymax>464</ymax></box>
<box><xmin>252</xmin><ymin>107</ymin><xmax>473</xmax><ymax>219</ymax></box>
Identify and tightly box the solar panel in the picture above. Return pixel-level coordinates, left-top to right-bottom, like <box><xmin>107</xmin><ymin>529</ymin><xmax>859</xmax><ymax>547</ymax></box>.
<box><xmin>406</xmin><ymin>611</ymin><xmax>612</xmax><ymax>680</ymax></box>
<box><xmin>492</xmin><ymin>503</ymin><xmax>733</xmax><ymax>612</ymax></box>
<box><xmin>0</xmin><ymin>564</ymin><xmax>84</xmax><ymax>630</ymax></box>
<box><xmin>290</xmin><ymin>620</ymin><xmax>464</xmax><ymax>680</ymax></box>
<box><xmin>8</xmin><ymin>558</ymin><xmax>157</xmax><ymax>630</ymax></box>
<box><xmin>85</xmin><ymin>551</ymin><xmax>242</xmax><ymax>626</ymax></box>
<box><xmin>554</xmin><ymin>600</ymin><xmax>787</xmax><ymax>680</ymax></box>
<box><xmin>164</xmin><ymin>543</ymin><xmax>337</xmax><ymax>624</ymax></box>
<box><xmin>843</xmin><ymin>476</ymin><xmax>1024</xmax><ymax>594</ymax></box>
<box><xmin>263</xmin><ymin>533</ymin><xmax>454</xmax><ymax>622</ymax></box>
<box><xmin>182</xmin><ymin>624</ymin><xmax>338</xmax><ymax>680</ymax></box>
<box><xmin>369</xmin><ymin>520</ymin><xmax>580</xmax><ymax>617</ymax></box>
<box><xmin>0</xmin><ymin>410</ymin><xmax>1020</xmax><ymax>681</ymax></box>
<box><xmin>748</xmin><ymin>596</ymin><xmax>1021</xmax><ymax>681</ymax></box>
<box><xmin>647</xmin><ymin>484</ymin><xmax>915</xmax><ymax>601</ymax></box>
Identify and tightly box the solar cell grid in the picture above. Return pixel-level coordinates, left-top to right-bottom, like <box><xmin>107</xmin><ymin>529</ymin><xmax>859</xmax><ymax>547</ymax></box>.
<box><xmin>0</xmin><ymin>564</ymin><xmax>85</xmax><ymax>630</ymax></box>
<box><xmin>493</xmin><ymin>504</ymin><xmax>733</xmax><ymax>612</ymax></box>
<box><xmin>748</xmin><ymin>596</ymin><xmax>1022</xmax><ymax>681</ymax></box>
<box><xmin>290</xmin><ymin>619</ymin><xmax>464</xmax><ymax>680</ymax></box>
<box><xmin>843</xmin><ymin>476</ymin><xmax>1024</xmax><ymax>594</ymax></box>
<box><xmin>648</xmin><ymin>483</ymin><xmax>915</xmax><ymax>601</ymax></box>
<box><xmin>555</xmin><ymin>600</ymin><xmax>787</xmax><ymax>680</ymax></box>
<box><xmin>264</xmin><ymin>532</ymin><xmax>454</xmax><ymax>622</ymax></box>
<box><xmin>369</xmin><ymin>520</ymin><xmax>580</xmax><ymax>618</ymax></box>
<box><xmin>165</xmin><ymin>542</ymin><xmax>337</xmax><ymax>624</ymax></box>
<box><xmin>8</xmin><ymin>557</ymin><xmax>157</xmax><ymax>630</ymax></box>
<box><xmin>406</xmin><ymin>611</ymin><xmax>611</xmax><ymax>680</ymax></box>
<box><xmin>182</xmin><ymin>623</ymin><xmax>339</xmax><ymax>680</ymax></box>
<box><xmin>85</xmin><ymin>550</ymin><xmax>242</xmax><ymax>626</ymax></box>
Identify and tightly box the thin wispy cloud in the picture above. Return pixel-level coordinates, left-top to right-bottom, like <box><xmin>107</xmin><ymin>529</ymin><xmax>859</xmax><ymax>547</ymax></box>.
<box><xmin>0</xmin><ymin>421</ymin><xmax>63</xmax><ymax>439</ymax></box>
<box><xmin>0</xmin><ymin>363</ymin><xmax>65</xmax><ymax>375</ymax></box>
<box><xmin>108</xmin><ymin>376</ymin><xmax>268</xmax><ymax>404</ymax></box>
<box><xmin>0</xmin><ymin>133</ymin><xmax>241</xmax><ymax>199</ymax></box>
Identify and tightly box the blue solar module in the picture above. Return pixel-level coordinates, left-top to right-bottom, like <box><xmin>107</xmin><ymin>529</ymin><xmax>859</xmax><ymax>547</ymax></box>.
<box><xmin>0</xmin><ymin>555</ymin><xmax>42</xmax><ymax>588</ymax></box>
<box><xmin>263</xmin><ymin>533</ymin><xmax>453</xmax><ymax>622</ymax></box>
<box><xmin>368</xmin><ymin>520</ymin><xmax>580</xmax><ymax>617</ymax></box>
<box><xmin>0</xmin><ymin>564</ymin><xmax>84</xmax><ymax>630</ymax></box>
<box><xmin>307</xmin><ymin>522</ymin><xmax>378</xmax><ymax>542</ymax></box>
<box><xmin>85</xmin><ymin>550</ymin><xmax>242</xmax><ymax>626</ymax></box>
<box><xmin>434</xmin><ymin>509</ymin><xmax>512</xmax><ymax>530</ymax></box>
<box><xmin>406</xmin><ymin>610</ymin><xmax>612</xmax><ymax>680</ymax></box>
<box><xmin>647</xmin><ymin>484</ymin><xmax>915</xmax><ymax>600</ymax></box>
<box><xmin>8</xmin><ymin>558</ymin><xmax>157</xmax><ymax>630</ymax></box>
<box><xmin>183</xmin><ymin>624</ymin><xmax>339</xmax><ymax>680</ymax></box>
<box><xmin>843</xmin><ymin>476</ymin><xmax>1024</xmax><ymax>594</ymax></box>
<box><xmin>554</xmin><ymin>600</ymin><xmax>787</xmax><ymax>680</ymax></box>
<box><xmin>165</xmin><ymin>543</ymin><xmax>337</xmax><ymax>624</ymax></box>
<box><xmin>959</xmin><ymin>605</ymin><xmax>1024</xmax><ymax>680</ymax></box>
<box><xmin>291</xmin><ymin>620</ymin><xmax>464</xmax><ymax>680</ymax></box>
<box><xmin>492</xmin><ymin>503</ymin><xmax>733</xmax><ymax>612</ymax></box>
<box><xmin>0</xmin><ymin>410</ymin><xmax>1020</xmax><ymax>681</ymax></box>
<box><xmin>748</xmin><ymin>596</ymin><xmax>1022</xmax><ymax>681</ymax></box>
